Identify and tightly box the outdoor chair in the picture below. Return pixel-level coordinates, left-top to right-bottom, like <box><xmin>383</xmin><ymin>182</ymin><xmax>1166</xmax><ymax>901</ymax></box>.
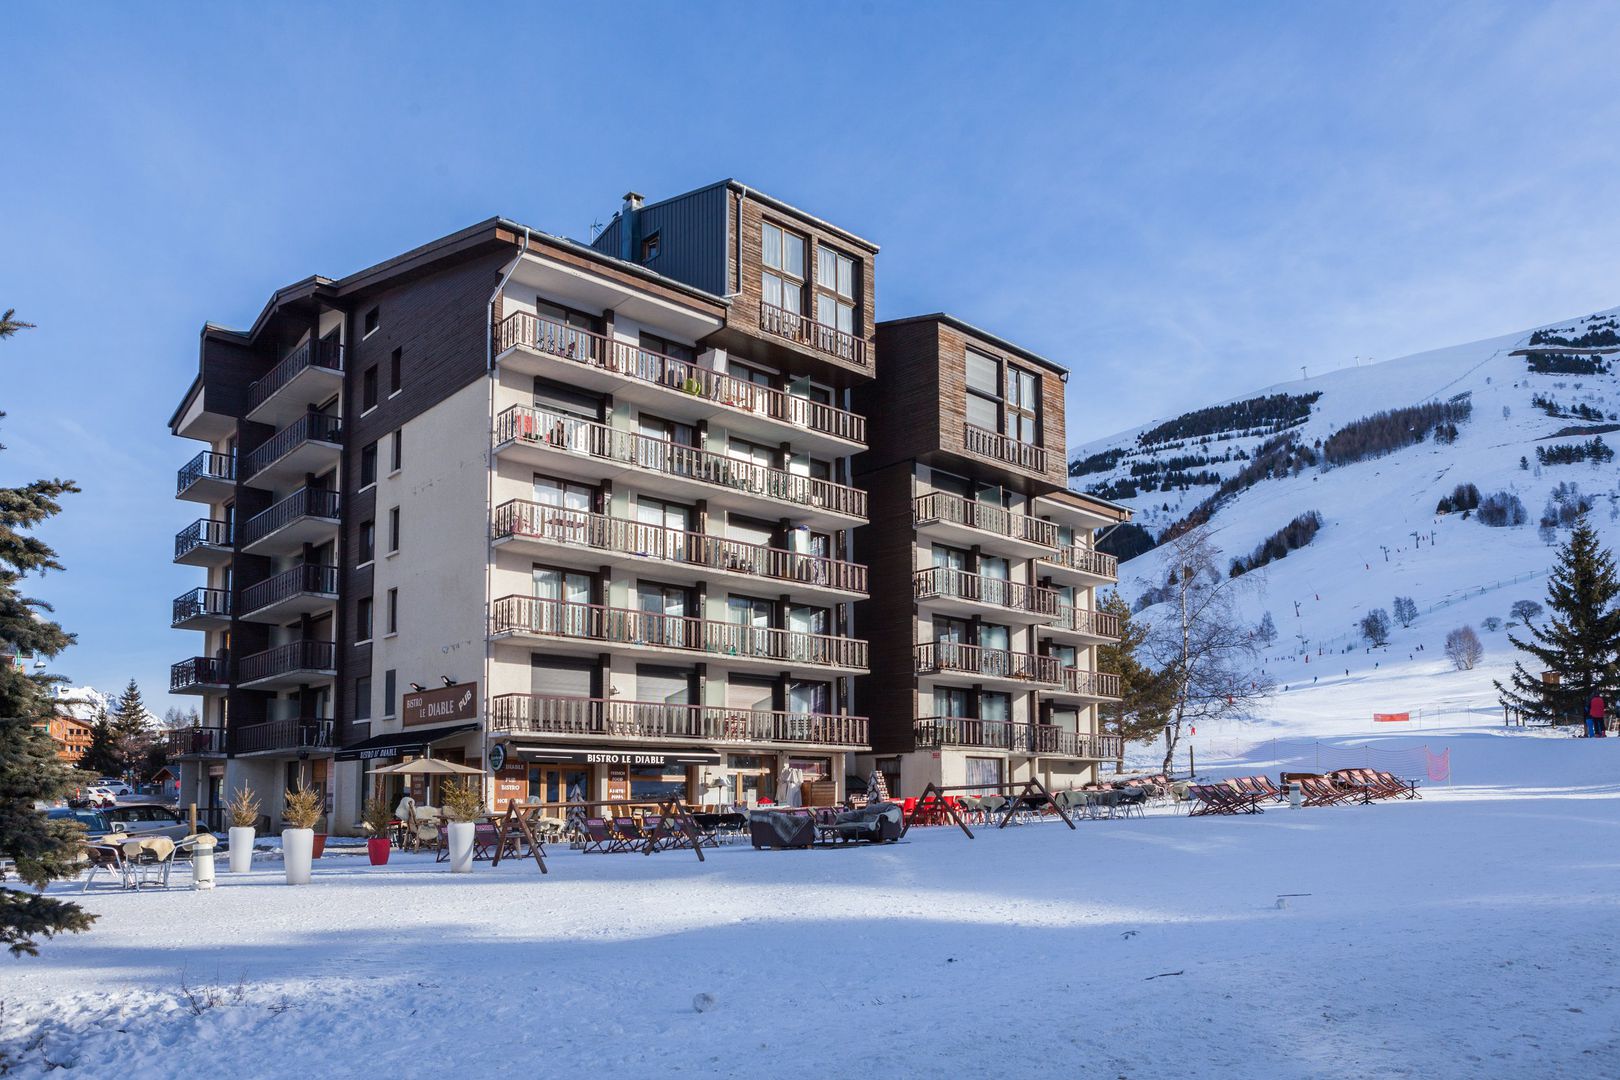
<box><xmin>715</xmin><ymin>813</ymin><xmax>748</xmax><ymax>842</ymax></box>
<box><xmin>1374</xmin><ymin>770</ymin><xmax>1421</xmax><ymax>799</ymax></box>
<box><xmin>1169</xmin><ymin>782</ymin><xmax>1192</xmax><ymax>813</ymax></box>
<box><xmin>580</xmin><ymin>818</ymin><xmax>624</xmax><ymax>854</ymax></box>
<box><xmin>121</xmin><ymin>836</ymin><xmax>176</xmax><ymax>888</ymax></box>
<box><xmin>979</xmin><ymin>794</ymin><xmax>1010</xmax><ymax>823</ymax></box>
<box><xmin>1296</xmin><ymin>775</ymin><xmax>1355</xmax><ymax>807</ymax></box>
<box><xmin>612</xmin><ymin>817</ymin><xmax>648</xmax><ymax>850</ymax></box>
<box><xmin>1116</xmin><ymin>787</ymin><xmax>1148</xmax><ymax>818</ymax></box>
<box><xmin>81</xmin><ymin>842</ymin><xmax>133</xmax><ymax>892</ymax></box>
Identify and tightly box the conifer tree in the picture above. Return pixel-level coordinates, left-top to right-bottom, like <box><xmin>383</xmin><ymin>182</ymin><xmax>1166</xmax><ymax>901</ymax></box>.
<box><xmin>1097</xmin><ymin>592</ymin><xmax>1176</xmax><ymax>766</ymax></box>
<box><xmin>109</xmin><ymin>678</ymin><xmax>153</xmax><ymax>781</ymax></box>
<box><xmin>81</xmin><ymin>705</ymin><xmax>119</xmax><ymax>777</ymax></box>
<box><xmin>0</xmin><ymin>308</ymin><xmax>95</xmax><ymax>955</ymax></box>
<box><xmin>1496</xmin><ymin>517</ymin><xmax>1620</xmax><ymax>722</ymax></box>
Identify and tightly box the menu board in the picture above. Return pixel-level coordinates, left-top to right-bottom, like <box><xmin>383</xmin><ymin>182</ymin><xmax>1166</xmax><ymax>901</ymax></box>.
<box><xmin>493</xmin><ymin>766</ymin><xmax>527</xmax><ymax>810</ymax></box>
<box><xmin>606</xmin><ymin>764</ymin><xmax>629</xmax><ymax>802</ymax></box>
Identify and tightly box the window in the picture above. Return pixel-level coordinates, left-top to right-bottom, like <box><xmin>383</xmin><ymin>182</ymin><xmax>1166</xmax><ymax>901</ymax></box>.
<box><xmin>760</xmin><ymin>221</ymin><xmax>806</xmax><ymax>314</ymax></box>
<box><xmin>363</xmin><ymin>308</ymin><xmax>379</xmax><ymax>337</ymax></box>
<box><xmin>386</xmin><ymin>588</ymin><xmax>398</xmax><ymax>635</ymax></box>
<box><xmin>965</xmin><ymin>348</ymin><xmax>1001</xmax><ymax>432</ymax></box>
<box><xmin>358</xmin><ymin>519</ymin><xmax>375</xmax><ymax>564</ymax></box>
<box><xmin>383</xmin><ymin>669</ymin><xmax>396</xmax><ymax>717</ymax></box>
<box><xmin>355</xmin><ymin>676</ymin><xmax>372</xmax><ymax>721</ymax></box>
<box><xmin>816</xmin><ymin>246</ymin><xmax>856</xmax><ymax>334</ymax></box>
<box><xmin>387</xmin><ymin>506</ymin><xmax>400</xmax><ymax>553</ymax></box>
<box><xmin>357</xmin><ymin>596</ymin><xmax>373</xmax><ymax>642</ymax></box>
<box><xmin>640</xmin><ymin>232</ymin><xmax>660</xmax><ymax>262</ymax></box>
<box><xmin>362</xmin><ymin>365</ymin><xmax>378</xmax><ymax>411</ymax></box>
<box><xmin>390</xmin><ymin>429</ymin><xmax>402</xmax><ymax>472</ymax></box>
<box><xmin>1007</xmin><ymin>367</ymin><xmax>1040</xmax><ymax>446</ymax></box>
<box><xmin>360</xmin><ymin>442</ymin><xmax>377</xmax><ymax>487</ymax></box>
<box><xmin>639</xmin><ymin>332</ymin><xmax>695</xmax><ymax>364</ymax></box>
<box><xmin>389</xmin><ymin>348</ymin><xmax>402</xmax><ymax>396</ymax></box>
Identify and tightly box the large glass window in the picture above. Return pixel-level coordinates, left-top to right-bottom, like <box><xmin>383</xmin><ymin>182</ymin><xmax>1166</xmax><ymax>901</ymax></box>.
<box><xmin>761</xmin><ymin>221</ymin><xmax>806</xmax><ymax>313</ymax></box>
<box><xmin>533</xmin><ymin>566</ymin><xmax>592</xmax><ymax>637</ymax></box>
<box><xmin>1007</xmin><ymin>366</ymin><xmax>1040</xmax><ymax>446</ymax></box>
<box><xmin>965</xmin><ymin>756</ymin><xmax>1003</xmax><ymax>790</ymax></box>
<box><xmin>816</xmin><ymin>246</ymin><xmax>856</xmax><ymax>333</ymax></box>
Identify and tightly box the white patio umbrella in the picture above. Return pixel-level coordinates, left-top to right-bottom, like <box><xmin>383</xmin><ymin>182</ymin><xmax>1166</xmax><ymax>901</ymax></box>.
<box><xmin>372</xmin><ymin>758</ymin><xmax>483</xmax><ymax>777</ymax></box>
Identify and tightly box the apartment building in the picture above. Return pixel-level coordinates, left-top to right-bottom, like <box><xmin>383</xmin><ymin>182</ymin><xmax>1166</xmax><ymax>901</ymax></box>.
<box><xmin>852</xmin><ymin>315</ymin><xmax>1129</xmax><ymax>798</ymax></box>
<box><xmin>167</xmin><ymin>181</ymin><xmax>878</xmax><ymax>830</ymax></box>
<box><xmin>36</xmin><ymin>713</ymin><xmax>93</xmax><ymax>765</ymax></box>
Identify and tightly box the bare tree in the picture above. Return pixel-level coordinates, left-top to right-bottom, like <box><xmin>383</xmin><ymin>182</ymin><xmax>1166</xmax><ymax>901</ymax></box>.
<box><xmin>1445</xmin><ymin>625</ymin><xmax>1484</xmax><ymax>670</ymax></box>
<box><xmin>1143</xmin><ymin>527</ymin><xmax>1275</xmax><ymax>777</ymax></box>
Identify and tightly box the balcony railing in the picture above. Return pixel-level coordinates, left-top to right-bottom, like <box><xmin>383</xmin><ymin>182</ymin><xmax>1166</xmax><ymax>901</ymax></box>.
<box><xmin>241</xmin><ymin>563</ymin><xmax>340</xmax><ymax>615</ymax></box>
<box><xmin>493</xmin><ymin>406</ymin><xmax>866</xmax><ymax>519</ymax></box>
<box><xmin>914</xmin><ymin>641</ymin><xmax>1060</xmax><ymax>684</ymax></box>
<box><xmin>176</xmin><ymin>450</ymin><xmax>235</xmax><ymax>496</ymax></box>
<box><xmin>172</xmin><ymin>587</ymin><xmax>231</xmax><ymax>626</ymax></box>
<box><xmin>1041</xmin><ymin>545</ymin><xmax>1119</xmax><ymax>581</ymax></box>
<box><xmin>243</xmin><ymin>411</ymin><xmax>343</xmax><ymax>479</ymax></box>
<box><xmin>164</xmin><ymin>727</ymin><xmax>227</xmax><ymax>757</ymax></box>
<box><xmin>230</xmin><ymin>718</ymin><xmax>336</xmax><ymax>756</ymax></box>
<box><xmin>491</xmin><ymin>596</ymin><xmax>867</xmax><ymax>671</ymax></box>
<box><xmin>238</xmin><ymin>639</ymin><xmax>337</xmax><ymax>684</ymax></box>
<box><xmin>488</xmin><ymin>696</ymin><xmax>870</xmax><ymax>749</ymax></box>
<box><xmin>492</xmin><ymin>501</ymin><xmax>867</xmax><ymax>595</ymax></box>
<box><xmin>913</xmin><ymin>717</ymin><xmax>1121</xmax><ymax>759</ymax></box>
<box><xmin>248</xmin><ymin>339</ymin><xmax>344</xmax><ymax>414</ymax></box>
<box><xmin>495</xmin><ymin>311</ymin><xmax>865</xmax><ymax>444</ymax></box>
<box><xmin>757</xmin><ymin>300</ymin><xmax>868</xmax><ymax>367</ymax></box>
<box><xmin>171</xmin><ymin>656</ymin><xmax>229</xmax><ymax>693</ymax></box>
<box><xmin>1060</xmin><ymin>668</ymin><xmax>1122</xmax><ymax>699</ymax></box>
<box><xmin>1048</xmin><ymin>605</ymin><xmax>1122</xmax><ymax>639</ymax></box>
<box><xmin>964</xmin><ymin>423</ymin><xmax>1048</xmax><ymax>474</ymax></box>
<box><xmin>913</xmin><ymin>492</ymin><xmax>1059</xmax><ymax>548</ymax></box>
<box><xmin>241</xmin><ymin>487</ymin><xmax>341</xmax><ymax>547</ymax></box>
<box><xmin>913</xmin><ymin>567</ymin><xmax>1060</xmax><ymax>617</ymax></box>
<box><xmin>174</xmin><ymin>518</ymin><xmax>232</xmax><ymax>560</ymax></box>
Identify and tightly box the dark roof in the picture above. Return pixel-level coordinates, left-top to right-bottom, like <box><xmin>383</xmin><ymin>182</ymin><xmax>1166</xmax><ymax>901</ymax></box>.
<box><xmin>878</xmin><ymin>313</ymin><xmax>1069</xmax><ymax>377</ymax></box>
<box><xmin>616</xmin><ymin>179</ymin><xmax>880</xmax><ymax>253</ymax></box>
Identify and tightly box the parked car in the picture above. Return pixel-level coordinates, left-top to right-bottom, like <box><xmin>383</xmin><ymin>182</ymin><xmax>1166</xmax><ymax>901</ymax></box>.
<box><xmin>98</xmin><ymin>802</ymin><xmax>194</xmax><ymax>842</ymax></box>
<box><xmin>85</xmin><ymin>781</ymin><xmax>132</xmax><ymax>801</ymax></box>
<box><xmin>45</xmin><ymin>807</ymin><xmax>117</xmax><ymax>839</ymax></box>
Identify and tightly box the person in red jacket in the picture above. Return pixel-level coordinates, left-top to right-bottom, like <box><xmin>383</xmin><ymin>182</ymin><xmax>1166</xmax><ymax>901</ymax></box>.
<box><xmin>1586</xmin><ymin>693</ymin><xmax>1606</xmax><ymax>738</ymax></box>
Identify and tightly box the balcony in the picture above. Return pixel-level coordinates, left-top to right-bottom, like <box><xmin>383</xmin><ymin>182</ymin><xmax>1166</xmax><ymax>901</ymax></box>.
<box><xmin>241</xmin><ymin>487</ymin><xmax>340</xmax><ymax>556</ymax></box>
<box><xmin>494</xmin><ymin>312</ymin><xmax>865</xmax><ymax>453</ymax></box>
<box><xmin>1043</xmin><ymin>605</ymin><xmax>1122</xmax><ymax>642</ymax></box>
<box><xmin>488</xmin><ymin>696</ymin><xmax>869</xmax><ymax>751</ymax></box>
<box><xmin>240</xmin><ymin>563</ymin><xmax>340</xmax><ymax>622</ymax></box>
<box><xmin>758</xmin><ymin>300</ymin><xmax>868</xmax><ymax>368</ymax></box>
<box><xmin>913</xmin><ymin>641</ymin><xmax>1061</xmax><ymax>690</ymax></box>
<box><xmin>230</xmin><ymin>718</ymin><xmax>336</xmax><ymax>757</ymax></box>
<box><xmin>1050</xmin><ymin>668</ymin><xmax>1123</xmax><ymax>702</ymax></box>
<box><xmin>913</xmin><ymin>567</ymin><xmax>1060</xmax><ymax>623</ymax></box>
<box><xmin>174</xmin><ymin>518</ymin><xmax>233</xmax><ymax>567</ymax></box>
<box><xmin>492</xmin><ymin>406</ymin><xmax>866</xmax><ymax>527</ymax></box>
<box><xmin>242</xmin><ymin>411</ymin><xmax>342</xmax><ymax>487</ymax></box>
<box><xmin>171</xmin><ymin>587</ymin><xmax>231</xmax><ymax>630</ymax></box>
<box><xmin>176</xmin><ymin>450</ymin><xmax>235</xmax><ymax>503</ymax></box>
<box><xmin>490</xmin><ymin>596</ymin><xmax>868</xmax><ymax>673</ymax></box>
<box><xmin>1039</xmin><ymin>545</ymin><xmax>1119</xmax><ymax>584</ymax></box>
<box><xmin>913</xmin><ymin>492</ymin><xmax>1059</xmax><ymax>557</ymax></box>
<box><xmin>247</xmin><ymin>339</ymin><xmax>344</xmax><ymax>428</ymax></box>
<box><xmin>237</xmin><ymin>639</ymin><xmax>337</xmax><ymax>690</ymax></box>
<box><xmin>164</xmin><ymin>726</ymin><xmax>227</xmax><ymax>758</ymax></box>
<box><xmin>912</xmin><ymin>717</ymin><xmax>1120</xmax><ymax>760</ymax></box>
<box><xmin>171</xmin><ymin>656</ymin><xmax>230</xmax><ymax>695</ymax></box>
<box><xmin>963</xmin><ymin>423</ymin><xmax>1048</xmax><ymax>475</ymax></box>
<box><xmin>492</xmin><ymin>501</ymin><xmax>866</xmax><ymax>598</ymax></box>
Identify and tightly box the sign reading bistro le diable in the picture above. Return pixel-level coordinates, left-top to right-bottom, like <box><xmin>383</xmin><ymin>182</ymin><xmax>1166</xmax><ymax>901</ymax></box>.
<box><xmin>402</xmin><ymin>684</ymin><xmax>478</xmax><ymax>727</ymax></box>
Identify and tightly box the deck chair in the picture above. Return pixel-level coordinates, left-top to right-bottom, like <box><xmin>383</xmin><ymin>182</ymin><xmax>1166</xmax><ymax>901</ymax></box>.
<box><xmin>81</xmin><ymin>842</ymin><xmax>133</xmax><ymax>892</ymax></box>
<box><xmin>1297</xmin><ymin>776</ymin><xmax>1352</xmax><ymax>807</ymax></box>
<box><xmin>612</xmin><ymin>817</ymin><xmax>648</xmax><ymax>850</ymax></box>
<box><xmin>1115</xmin><ymin>787</ymin><xmax>1148</xmax><ymax>818</ymax></box>
<box><xmin>580</xmin><ymin>818</ymin><xmax>621</xmax><ymax>853</ymax></box>
<box><xmin>1374</xmin><ymin>770</ymin><xmax>1421</xmax><ymax>799</ymax></box>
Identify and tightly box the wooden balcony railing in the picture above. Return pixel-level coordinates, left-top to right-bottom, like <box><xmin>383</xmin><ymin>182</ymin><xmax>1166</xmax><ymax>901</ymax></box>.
<box><xmin>241</xmin><ymin>487</ymin><xmax>341</xmax><ymax>547</ymax></box>
<box><xmin>493</xmin><ymin>405</ymin><xmax>866</xmax><ymax>519</ymax></box>
<box><xmin>757</xmin><ymin>300</ymin><xmax>868</xmax><ymax>367</ymax></box>
<box><xmin>176</xmin><ymin>450</ymin><xmax>235</xmax><ymax>496</ymax></box>
<box><xmin>1041</xmin><ymin>545</ymin><xmax>1119</xmax><ymax>581</ymax></box>
<box><xmin>491</xmin><ymin>596</ymin><xmax>868</xmax><ymax>671</ymax></box>
<box><xmin>1060</xmin><ymin>668</ymin><xmax>1122</xmax><ymax>699</ymax></box>
<box><xmin>912</xmin><ymin>716</ymin><xmax>1121</xmax><ymax>759</ymax></box>
<box><xmin>913</xmin><ymin>641</ymin><xmax>1060</xmax><ymax>684</ymax></box>
<box><xmin>172</xmin><ymin>587</ymin><xmax>231</xmax><ymax>626</ymax></box>
<box><xmin>248</xmin><ymin>339</ymin><xmax>344</xmax><ymax>414</ymax></box>
<box><xmin>230</xmin><ymin>718</ymin><xmax>335</xmax><ymax>756</ymax></box>
<box><xmin>492</xmin><ymin>501</ymin><xmax>866</xmax><ymax>595</ymax></box>
<box><xmin>241</xmin><ymin>563</ymin><xmax>340</xmax><ymax>615</ymax></box>
<box><xmin>494</xmin><ymin>311</ymin><xmax>865</xmax><ymax>444</ymax></box>
<box><xmin>174</xmin><ymin>518</ymin><xmax>231</xmax><ymax>560</ymax></box>
<box><xmin>913</xmin><ymin>567</ymin><xmax>1060</xmax><ymax>617</ymax></box>
<box><xmin>963</xmin><ymin>423</ymin><xmax>1048</xmax><ymax>474</ymax></box>
<box><xmin>913</xmin><ymin>492</ymin><xmax>1060</xmax><ymax>548</ymax></box>
<box><xmin>243</xmin><ymin>410</ymin><xmax>342</xmax><ymax>479</ymax></box>
<box><xmin>164</xmin><ymin>727</ymin><xmax>227</xmax><ymax>757</ymax></box>
<box><xmin>170</xmin><ymin>655</ymin><xmax>230</xmax><ymax>693</ymax></box>
<box><xmin>238</xmin><ymin>639</ymin><xmax>337</xmax><ymax>684</ymax></box>
<box><xmin>488</xmin><ymin>696</ymin><xmax>870</xmax><ymax>749</ymax></box>
<box><xmin>1048</xmin><ymin>605</ymin><xmax>1122</xmax><ymax>639</ymax></box>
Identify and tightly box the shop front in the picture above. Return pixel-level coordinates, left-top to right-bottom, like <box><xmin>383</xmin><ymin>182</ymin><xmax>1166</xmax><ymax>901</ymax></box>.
<box><xmin>495</xmin><ymin>745</ymin><xmax>722</xmax><ymax>813</ymax></box>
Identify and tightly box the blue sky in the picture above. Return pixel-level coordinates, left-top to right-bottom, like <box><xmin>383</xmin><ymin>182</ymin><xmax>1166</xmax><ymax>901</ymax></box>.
<box><xmin>5</xmin><ymin>1</ymin><xmax>1620</xmax><ymax>713</ymax></box>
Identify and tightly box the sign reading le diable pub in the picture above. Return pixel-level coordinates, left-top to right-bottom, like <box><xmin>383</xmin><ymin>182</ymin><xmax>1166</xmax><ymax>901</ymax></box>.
<box><xmin>402</xmin><ymin>684</ymin><xmax>478</xmax><ymax>727</ymax></box>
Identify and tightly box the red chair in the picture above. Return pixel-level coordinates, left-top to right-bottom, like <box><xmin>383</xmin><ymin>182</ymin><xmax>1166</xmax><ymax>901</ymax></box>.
<box><xmin>901</xmin><ymin>797</ymin><xmax>918</xmax><ymax>824</ymax></box>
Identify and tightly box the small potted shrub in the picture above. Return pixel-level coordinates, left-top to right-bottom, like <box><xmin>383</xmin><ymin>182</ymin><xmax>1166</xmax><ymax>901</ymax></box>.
<box><xmin>282</xmin><ymin>784</ymin><xmax>323</xmax><ymax>885</ymax></box>
<box><xmin>227</xmin><ymin>786</ymin><xmax>260</xmax><ymax>874</ymax></box>
<box><xmin>362</xmin><ymin>798</ymin><xmax>394</xmax><ymax>866</ymax></box>
<box><xmin>440</xmin><ymin>780</ymin><xmax>483</xmax><ymax>874</ymax></box>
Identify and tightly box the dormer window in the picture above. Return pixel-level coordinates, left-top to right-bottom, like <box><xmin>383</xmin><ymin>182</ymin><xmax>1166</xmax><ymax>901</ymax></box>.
<box><xmin>640</xmin><ymin>232</ymin><xmax>660</xmax><ymax>262</ymax></box>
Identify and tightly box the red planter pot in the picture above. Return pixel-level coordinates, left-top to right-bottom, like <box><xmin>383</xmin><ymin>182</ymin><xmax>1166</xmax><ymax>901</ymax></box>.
<box><xmin>312</xmin><ymin>833</ymin><xmax>327</xmax><ymax>859</ymax></box>
<box><xmin>367</xmin><ymin>837</ymin><xmax>391</xmax><ymax>866</ymax></box>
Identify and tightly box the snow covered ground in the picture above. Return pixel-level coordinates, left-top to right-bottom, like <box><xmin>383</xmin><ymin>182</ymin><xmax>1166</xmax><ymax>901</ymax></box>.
<box><xmin>4</xmin><ymin>725</ymin><xmax>1619</xmax><ymax>1078</ymax></box>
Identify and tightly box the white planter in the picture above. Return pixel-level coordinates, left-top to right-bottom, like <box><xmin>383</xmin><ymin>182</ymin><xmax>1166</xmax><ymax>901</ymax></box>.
<box><xmin>283</xmin><ymin>828</ymin><xmax>314</xmax><ymax>885</ymax></box>
<box><xmin>447</xmin><ymin>822</ymin><xmax>475</xmax><ymax>873</ymax></box>
<box><xmin>228</xmin><ymin>827</ymin><xmax>255</xmax><ymax>873</ymax></box>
